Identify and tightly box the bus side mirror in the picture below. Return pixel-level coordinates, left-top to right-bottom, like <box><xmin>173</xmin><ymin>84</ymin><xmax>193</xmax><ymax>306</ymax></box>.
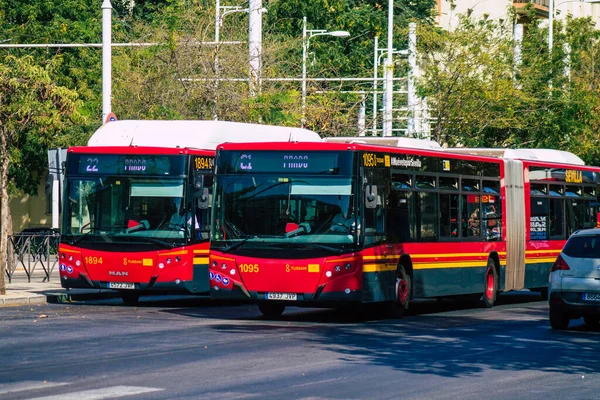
<box><xmin>197</xmin><ymin>188</ymin><xmax>209</xmax><ymax>209</ymax></box>
<box><xmin>365</xmin><ymin>186</ymin><xmax>377</xmax><ymax>209</ymax></box>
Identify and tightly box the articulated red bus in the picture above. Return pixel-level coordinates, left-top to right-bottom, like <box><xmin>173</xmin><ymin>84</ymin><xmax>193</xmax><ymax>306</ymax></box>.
<box><xmin>58</xmin><ymin>120</ymin><xmax>320</xmax><ymax>305</ymax></box>
<box><xmin>208</xmin><ymin>137</ymin><xmax>600</xmax><ymax>317</ymax></box>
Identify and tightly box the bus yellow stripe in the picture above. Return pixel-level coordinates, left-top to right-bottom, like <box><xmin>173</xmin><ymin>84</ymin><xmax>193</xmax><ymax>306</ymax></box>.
<box><xmin>193</xmin><ymin>249</ymin><xmax>209</xmax><ymax>254</ymax></box>
<box><xmin>363</xmin><ymin>264</ymin><xmax>397</xmax><ymax>272</ymax></box>
<box><xmin>525</xmin><ymin>257</ymin><xmax>557</xmax><ymax>264</ymax></box>
<box><xmin>363</xmin><ymin>252</ymin><xmax>507</xmax><ymax>261</ymax></box>
<box><xmin>58</xmin><ymin>248</ymin><xmax>80</xmax><ymax>254</ymax></box>
<box><xmin>414</xmin><ymin>261</ymin><xmax>488</xmax><ymax>269</ymax></box>
<box><xmin>194</xmin><ymin>257</ymin><xmax>209</xmax><ymax>265</ymax></box>
<box><xmin>161</xmin><ymin>250</ymin><xmax>188</xmax><ymax>256</ymax></box>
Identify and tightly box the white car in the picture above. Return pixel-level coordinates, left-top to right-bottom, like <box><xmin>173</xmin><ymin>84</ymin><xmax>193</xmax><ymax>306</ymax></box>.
<box><xmin>549</xmin><ymin>228</ymin><xmax>600</xmax><ymax>330</ymax></box>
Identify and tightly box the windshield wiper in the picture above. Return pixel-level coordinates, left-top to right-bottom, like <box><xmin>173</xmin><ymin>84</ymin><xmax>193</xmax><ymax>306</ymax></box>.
<box><xmin>222</xmin><ymin>236</ymin><xmax>252</xmax><ymax>252</ymax></box>
<box><xmin>68</xmin><ymin>229</ymin><xmax>103</xmax><ymax>246</ymax></box>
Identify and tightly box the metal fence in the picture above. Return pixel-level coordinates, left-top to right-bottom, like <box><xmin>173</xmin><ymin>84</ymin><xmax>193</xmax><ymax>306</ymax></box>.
<box><xmin>6</xmin><ymin>233</ymin><xmax>60</xmax><ymax>283</ymax></box>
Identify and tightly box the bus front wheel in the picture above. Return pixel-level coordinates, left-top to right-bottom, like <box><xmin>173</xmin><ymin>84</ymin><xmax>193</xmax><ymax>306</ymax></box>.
<box><xmin>481</xmin><ymin>259</ymin><xmax>498</xmax><ymax>308</ymax></box>
<box><xmin>390</xmin><ymin>266</ymin><xmax>411</xmax><ymax>318</ymax></box>
<box><xmin>258</xmin><ymin>302</ymin><xmax>285</xmax><ymax>319</ymax></box>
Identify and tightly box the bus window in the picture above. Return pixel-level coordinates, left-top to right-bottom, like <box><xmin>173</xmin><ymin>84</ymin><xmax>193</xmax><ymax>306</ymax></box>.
<box><xmin>482</xmin><ymin>180</ymin><xmax>500</xmax><ymax>194</ymax></box>
<box><xmin>483</xmin><ymin>199</ymin><xmax>501</xmax><ymax>241</ymax></box>
<box><xmin>416</xmin><ymin>175</ymin><xmax>435</xmax><ymax>190</ymax></box>
<box><xmin>439</xmin><ymin>176</ymin><xmax>458</xmax><ymax>191</ymax></box>
<box><xmin>530</xmin><ymin>197</ymin><xmax>548</xmax><ymax>240</ymax></box>
<box><xmin>549</xmin><ymin>198</ymin><xmax>565</xmax><ymax>239</ymax></box>
<box><xmin>530</xmin><ymin>183</ymin><xmax>547</xmax><ymax>195</ymax></box>
<box><xmin>364</xmin><ymin>187</ymin><xmax>386</xmax><ymax>245</ymax></box>
<box><xmin>388</xmin><ymin>191</ymin><xmax>413</xmax><ymax>242</ymax></box>
<box><xmin>462</xmin><ymin>194</ymin><xmax>481</xmax><ymax>238</ymax></box>
<box><xmin>440</xmin><ymin>193</ymin><xmax>459</xmax><ymax>238</ymax></box>
<box><xmin>417</xmin><ymin>192</ymin><xmax>437</xmax><ymax>241</ymax></box>
<box><xmin>392</xmin><ymin>173</ymin><xmax>412</xmax><ymax>190</ymax></box>
<box><xmin>462</xmin><ymin>178</ymin><xmax>479</xmax><ymax>192</ymax></box>
<box><xmin>550</xmin><ymin>185</ymin><xmax>563</xmax><ymax>196</ymax></box>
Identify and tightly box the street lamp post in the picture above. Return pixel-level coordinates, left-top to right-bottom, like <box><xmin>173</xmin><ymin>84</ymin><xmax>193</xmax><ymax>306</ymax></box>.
<box><xmin>301</xmin><ymin>16</ymin><xmax>349</xmax><ymax>127</ymax></box>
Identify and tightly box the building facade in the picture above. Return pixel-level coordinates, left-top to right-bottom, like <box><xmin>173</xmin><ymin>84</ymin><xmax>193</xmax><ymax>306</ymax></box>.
<box><xmin>437</xmin><ymin>0</ymin><xmax>600</xmax><ymax>30</ymax></box>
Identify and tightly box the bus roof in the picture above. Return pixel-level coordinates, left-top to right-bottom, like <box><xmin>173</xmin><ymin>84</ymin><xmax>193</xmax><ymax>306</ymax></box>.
<box><xmin>87</xmin><ymin>120</ymin><xmax>322</xmax><ymax>149</ymax></box>
<box><xmin>443</xmin><ymin>148</ymin><xmax>585</xmax><ymax>166</ymax></box>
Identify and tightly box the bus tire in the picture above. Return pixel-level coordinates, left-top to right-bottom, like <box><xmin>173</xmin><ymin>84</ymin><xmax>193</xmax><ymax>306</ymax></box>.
<box><xmin>121</xmin><ymin>291</ymin><xmax>140</xmax><ymax>306</ymax></box>
<box><xmin>390</xmin><ymin>265</ymin><xmax>411</xmax><ymax>318</ymax></box>
<box><xmin>258</xmin><ymin>302</ymin><xmax>285</xmax><ymax>319</ymax></box>
<box><xmin>481</xmin><ymin>258</ymin><xmax>498</xmax><ymax>308</ymax></box>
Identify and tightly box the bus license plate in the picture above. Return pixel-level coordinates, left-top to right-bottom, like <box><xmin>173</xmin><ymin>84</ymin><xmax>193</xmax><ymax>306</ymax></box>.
<box><xmin>583</xmin><ymin>293</ymin><xmax>600</xmax><ymax>301</ymax></box>
<box><xmin>109</xmin><ymin>282</ymin><xmax>135</xmax><ymax>290</ymax></box>
<box><xmin>266</xmin><ymin>292</ymin><xmax>297</xmax><ymax>301</ymax></box>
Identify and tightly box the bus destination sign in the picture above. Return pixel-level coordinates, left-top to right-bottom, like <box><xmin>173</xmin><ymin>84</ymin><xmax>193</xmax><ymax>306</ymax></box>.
<box><xmin>225</xmin><ymin>151</ymin><xmax>343</xmax><ymax>174</ymax></box>
<box><xmin>72</xmin><ymin>154</ymin><xmax>183</xmax><ymax>176</ymax></box>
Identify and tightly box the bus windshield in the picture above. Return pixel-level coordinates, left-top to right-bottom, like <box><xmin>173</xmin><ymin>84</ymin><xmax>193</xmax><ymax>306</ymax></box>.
<box><xmin>62</xmin><ymin>176</ymin><xmax>196</xmax><ymax>248</ymax></box>
<box><xmin>212</xmin><ymin>175</ymin><xmax>359</xmax><ymax>254</ymax></box>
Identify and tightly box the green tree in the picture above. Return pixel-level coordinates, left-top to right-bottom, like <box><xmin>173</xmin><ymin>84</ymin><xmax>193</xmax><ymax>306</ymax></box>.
<box><xmin>0</xmin><ymin>55</ymin><xmax>82</xmax><ymax>295</ymax></box>
<box><xmin>418</xmin><ymin>16</ymin><xmax>528</xmax><ymax>146</ymax></box>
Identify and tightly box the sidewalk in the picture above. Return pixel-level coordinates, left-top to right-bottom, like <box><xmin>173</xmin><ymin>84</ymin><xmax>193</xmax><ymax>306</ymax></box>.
<box><xmin>1</xmin><ymin>266</ymin><xmax>118</xmax><ymax>307</ymax></box>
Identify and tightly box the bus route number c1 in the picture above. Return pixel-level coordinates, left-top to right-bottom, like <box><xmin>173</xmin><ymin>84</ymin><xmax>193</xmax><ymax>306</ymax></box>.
<box><xmin>195</xmin><ymin>157</ymin><xmax>214</xmax><ymax>170</ymax></box>
<box><xmin>363</xmin><ymin>153</ymin><xmax>378</xmax><ymax>167</ymax></box>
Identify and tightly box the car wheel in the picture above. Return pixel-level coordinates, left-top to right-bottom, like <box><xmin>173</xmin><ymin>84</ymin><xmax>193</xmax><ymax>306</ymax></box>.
<box><xmin>481</xmin><ymin>259</ymin><xmax>498</xmax><ymax>308</ymax></box>
<box><xmin>121</xmin><ymin>291</ymin><xmax>140</xmax><ymax>306</ymax></box>
<box><xmin>583</xmin><ymin>316</ymin><xmax>600</xmax><ymax>328</ymax></box>
<box><xmin>549</xmin><ymin>306</ymin><xmax>570</xmax><ymax>330</ymax></box>
<box><xmin>389</xmin><ymin>265</ymin><xmax>411</xmax><ymax>318</ymax></box>
<box><xmin>258</xmin><ymin>302</ymin><xmax>285</xmax><ymax>319</ymax></box>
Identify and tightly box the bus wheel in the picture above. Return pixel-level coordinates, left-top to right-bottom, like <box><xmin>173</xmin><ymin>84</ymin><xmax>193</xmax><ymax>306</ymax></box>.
<box><xmin>481</xmin><ymin>259</ymin><xmax>498</xmax><ymax>308</ymax></box>
<box><xmin>121</xmin><ymin>291</ymin><xmax>140</xmax><ymax>306</ymax></box>
<box><xmin>258</xmin><ymin>302</ymin><xmax>285</xmax><ymax>319</ymax></box>
<box><xmin>390</xmin><ymin>266</ymin><xmax>411</xmax><ymax>318</ymax></box>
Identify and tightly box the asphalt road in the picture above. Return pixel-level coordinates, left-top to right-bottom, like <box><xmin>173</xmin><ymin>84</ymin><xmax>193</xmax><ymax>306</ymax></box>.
<box><xmin>1</xmin><ymin>291</ymin><xmax>599</xmax><ymax>400</ymax></box>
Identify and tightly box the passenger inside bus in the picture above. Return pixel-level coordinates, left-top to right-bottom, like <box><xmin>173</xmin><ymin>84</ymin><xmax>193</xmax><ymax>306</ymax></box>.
<box><xmin>169</xmin><ymin>202</ymin><xmax>198</xmax><ymax>231</ymax></box>
<box><xmin>468</xmin><ymin>208</ymin><xmax>480</xmax><ymax>236</ymax></box>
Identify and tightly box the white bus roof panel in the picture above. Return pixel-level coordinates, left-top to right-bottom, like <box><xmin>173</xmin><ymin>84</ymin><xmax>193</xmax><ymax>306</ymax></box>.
<box><xmin>444</xmin><ymin>147</ymin><xmax>585</xmax><ymax>166</ymax></box>
<box><xmin>323</xmin><ymin>136</ymin><xmax>442</xmax><ymax>150</ymax></box>
<box><xmin>88</xmin><ymin>120</ymin><xmax>321</xmax><ymax>149</ymax></box>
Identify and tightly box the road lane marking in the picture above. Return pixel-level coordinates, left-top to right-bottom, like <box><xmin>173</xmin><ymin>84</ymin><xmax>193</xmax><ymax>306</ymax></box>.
<box><xmin>0</xmin><ymin>381</ymin><xmax>69</xmax><ymax>395</ymax></box>
<box><xmin>26</xmin><ymin>385</ymin><xmax>163</xmax><ymax>400</ymax></box>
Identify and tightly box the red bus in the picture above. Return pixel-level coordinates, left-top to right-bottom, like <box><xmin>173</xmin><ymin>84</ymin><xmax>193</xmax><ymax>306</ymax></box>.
<box><xmin>58</xmin><ymin>120</ymin><xmax>321</xmax><ymax>305</ymax></box>
<box><xmin>208</xmin><ymin>137</ymin><xmax>600</xmax><ymax>317</ymax></box>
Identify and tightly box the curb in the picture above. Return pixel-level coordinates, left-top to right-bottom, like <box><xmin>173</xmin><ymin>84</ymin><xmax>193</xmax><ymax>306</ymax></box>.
<box><xmin>0</xmin><ymin>294</ymin><xmax>47</xmax><ymax>307</ymax></box>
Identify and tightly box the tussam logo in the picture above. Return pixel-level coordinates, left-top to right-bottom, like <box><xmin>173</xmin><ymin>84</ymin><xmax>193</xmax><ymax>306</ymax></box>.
<box><xmin>109</xmin><ymin>271</ymin><xmax>128</xmax><ymax>276</ymax></box>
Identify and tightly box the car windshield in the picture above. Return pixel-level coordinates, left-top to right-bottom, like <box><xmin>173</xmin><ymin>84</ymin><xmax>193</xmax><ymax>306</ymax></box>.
<box><xmin>61</xmin><ymin>176</ymin><xmax>199</xmax><ymax>247</ymax></box>
<box><xmin>211</xmin><ymin>175</ymin><xmax>359</xmax><ymax>253</ymax></box>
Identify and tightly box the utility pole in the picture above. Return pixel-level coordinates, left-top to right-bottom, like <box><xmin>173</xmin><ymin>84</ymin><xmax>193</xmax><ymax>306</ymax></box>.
<box><xmin>248</xmin><ymin>0</ymin><xmax>262</xmax><ymax>96</ymax></box>
<box><xmin>102</xmin><ymin>0</ymin><xmax>112</xmax><ymax>123</ymax></box>
<box><xmin>383</xmin><ymin>0</ymin><xmax>393</xmax><ymax>136</ymax></box>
